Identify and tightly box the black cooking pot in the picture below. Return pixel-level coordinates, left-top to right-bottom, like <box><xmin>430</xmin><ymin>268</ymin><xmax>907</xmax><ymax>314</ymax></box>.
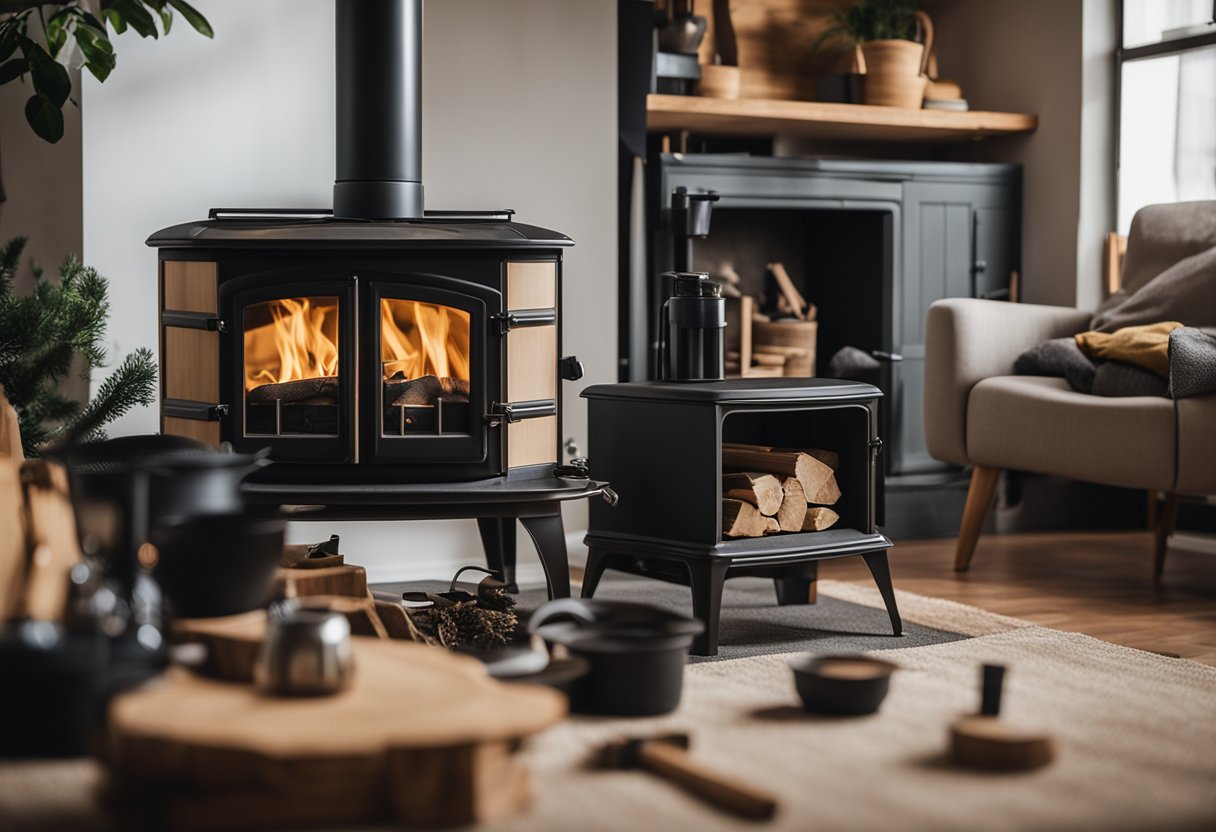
<box><xmin>528</xmin><ymin>598</ymin><xmax>703</xmax><ymax>717</ymax></box>
<box><xmin>58</xmin><ymin>435</ymin><xmax>270</xmax><ymax>596</ymax></box>
<box><xmin>150</xmin><ymin>513</ymin><xmax>286</xmax><ymax>618</ymax></box>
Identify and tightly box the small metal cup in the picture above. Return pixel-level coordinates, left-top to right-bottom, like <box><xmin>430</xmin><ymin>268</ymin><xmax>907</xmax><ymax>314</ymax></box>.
<box><xmin>255</xmin><ymin>603</ymin><xmax>355</xmax><ymax>696</ymax></box>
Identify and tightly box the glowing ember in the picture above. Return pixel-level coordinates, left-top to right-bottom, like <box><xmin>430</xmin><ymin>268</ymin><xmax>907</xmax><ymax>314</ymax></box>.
<box><xmin>244</xmin><ymin>297</ymin><xmax>340</xmax><ymax>391</ymax></box>
<box><xmin>381</xmin><ymin>299</ymin><xmax>470</xmax><ymax>382</ymax></box>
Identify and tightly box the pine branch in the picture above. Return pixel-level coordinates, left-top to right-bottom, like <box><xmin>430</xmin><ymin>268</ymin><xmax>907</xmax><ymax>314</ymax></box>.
<box><xmin>48</xmin><ymin>347</ymin><xmax>156</xmax><ymax>451</ymax></box>
<box><xmin>0</xmin><ymin>236</ymin><xmax>25</xmax><ymax>299</ymax></box>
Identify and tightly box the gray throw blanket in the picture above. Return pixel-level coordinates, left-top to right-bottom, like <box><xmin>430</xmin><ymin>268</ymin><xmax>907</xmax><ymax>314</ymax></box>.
<box><xmin>1169</xmin><ymin>327</ymin><xmax>1216</xmax><ymax>398</ymax></box>
<box><xmin>1015</xmin><ymin>327</ymin><xmax>1214</xmax><ymax>399</ymax></box>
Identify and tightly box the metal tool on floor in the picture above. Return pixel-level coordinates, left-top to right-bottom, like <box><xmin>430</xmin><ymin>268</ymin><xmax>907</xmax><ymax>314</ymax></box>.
<box><xmin>597</xmin><ymin>732</ymin><xmax>778</xmax><ymax>820</ymax></box>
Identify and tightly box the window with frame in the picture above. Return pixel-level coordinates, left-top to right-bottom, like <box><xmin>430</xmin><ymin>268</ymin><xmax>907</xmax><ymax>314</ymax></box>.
<box><xmin>1116</xmin><ymin>1</ymin><xmax>1216</xmax><ymax>231</ymax></box>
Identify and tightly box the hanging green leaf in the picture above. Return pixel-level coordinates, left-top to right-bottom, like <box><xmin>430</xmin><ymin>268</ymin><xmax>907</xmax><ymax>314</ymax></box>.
<box><xmin>0</xmin><ymin>58</ymin><xmax>27</xmax><ymax>85</ymax></box>
<box><xmin>112</xmin><ymin>0</ymin><xmax>159</xmax><ymax>39</ymax></box>
<box><xmin>24</xmin><ymin>93</ymin><xmax>64</xmax><ymax>143</ymax></box>
<box><xmin>21</xmin><ymin>37</ymin><xmax>71</xmax><ymax>107</ymax></box>
<box><xmin>75</xmin><ymin>25</ymin><xmax>116</xmax><ymax>83</ymax></box>
<box><xmin>104</xmin><ymin>8</ymin><xmax>128</xmax><ymax>35</ymax></box>
<box><xmin>167</xmin><ymin>0</ymin><xmax>213</xmax><ymax>38</ymax></box>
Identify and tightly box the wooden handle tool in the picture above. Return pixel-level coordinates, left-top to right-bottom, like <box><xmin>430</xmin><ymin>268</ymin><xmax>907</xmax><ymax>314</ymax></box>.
<box><xmin>600</xmin><ymin>733</ymin><xmax>778</xmax><ymax>821</ymax></box>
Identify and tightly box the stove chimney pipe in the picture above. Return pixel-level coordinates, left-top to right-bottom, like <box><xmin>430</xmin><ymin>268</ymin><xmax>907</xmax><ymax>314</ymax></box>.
<box><xmin>333</xmin><ymin>0</ymin><xmax>424</xmax><ymax>220</ymax></box>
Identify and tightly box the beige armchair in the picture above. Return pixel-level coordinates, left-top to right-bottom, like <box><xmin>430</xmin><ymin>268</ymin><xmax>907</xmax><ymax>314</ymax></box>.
<box><xmin>925</xmin><ymin>203</ymin><xmax>1216</xmax><ymax>575</ymax></box>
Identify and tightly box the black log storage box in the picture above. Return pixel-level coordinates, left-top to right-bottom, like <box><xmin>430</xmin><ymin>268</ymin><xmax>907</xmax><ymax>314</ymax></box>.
<box><xmin>581</xmin><ymin>378</ymin><xmax>900</xmax><ymax>656</ymax></box>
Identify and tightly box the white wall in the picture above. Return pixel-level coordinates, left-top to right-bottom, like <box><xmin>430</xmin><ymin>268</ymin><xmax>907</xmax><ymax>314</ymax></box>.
<box><xmin>82</xmin><ymin>0</ymin><xmax>616</xmax><ymax>582</ymax></box>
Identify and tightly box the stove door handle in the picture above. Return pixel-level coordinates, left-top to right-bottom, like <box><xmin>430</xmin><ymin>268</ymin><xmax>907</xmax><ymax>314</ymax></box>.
<box><xmin>486</xmin><ymin>399</ymin><xmax>556</xmax><ymax>425</ymax></box>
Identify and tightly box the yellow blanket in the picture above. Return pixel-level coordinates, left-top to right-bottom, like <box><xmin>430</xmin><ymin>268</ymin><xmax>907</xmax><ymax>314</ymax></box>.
<box><xmin>1075</xmin><ymin>321</ymin><xmax>1182</xmax><ymax>378</ymax></box>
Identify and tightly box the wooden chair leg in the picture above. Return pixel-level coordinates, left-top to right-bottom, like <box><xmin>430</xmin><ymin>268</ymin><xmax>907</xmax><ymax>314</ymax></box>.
<box><xmin>955</xmin><ymin>466</ymin><xmax>1001</xmax><ymax>572</ymax></box>
<box><xmin>1154</xmin><ymin>493</ymin><xmax>1181</xmax><ymax>578</ymax></box>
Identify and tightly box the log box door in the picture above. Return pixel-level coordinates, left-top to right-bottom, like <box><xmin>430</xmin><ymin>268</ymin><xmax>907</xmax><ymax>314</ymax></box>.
<box><xmin>363</xmin><ymin>274</ymin><xmax>498</xmax><ymax>467</ymax></box>
<box><xmin>222</xmin><ymin>273</ymin><xmax>357</xmax><ymax>463</ymax></box>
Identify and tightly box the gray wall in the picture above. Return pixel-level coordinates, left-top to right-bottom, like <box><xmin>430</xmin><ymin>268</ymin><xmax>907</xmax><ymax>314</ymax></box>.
<box><xmin>932</xmin><ymin>0</ymin><xmax>1115</xmax><ymax>310</ymax></box>
<box><xmin>81</xmin><ymin>0</ymin><xmax>616</xmax><ymax>582</ymax></box>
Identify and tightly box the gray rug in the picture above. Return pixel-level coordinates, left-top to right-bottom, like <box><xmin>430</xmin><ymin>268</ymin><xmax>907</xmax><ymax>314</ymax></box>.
<box><xmin>374</xmin><ymin>573</ymin><xmax>967</xmax><ymax>661</ymax></box>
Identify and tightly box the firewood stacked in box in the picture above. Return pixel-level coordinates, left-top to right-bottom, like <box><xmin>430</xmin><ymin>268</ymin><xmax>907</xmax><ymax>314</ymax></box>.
<box><xmin>721</xmin><ymin>442</ymin><xmax>840</xmax><ymax>538</ymax></box>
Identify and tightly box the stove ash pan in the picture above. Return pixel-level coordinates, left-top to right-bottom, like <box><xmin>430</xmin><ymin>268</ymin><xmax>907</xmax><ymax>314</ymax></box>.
<box><xmin>149</xmin><ymin>210</ymin><xmax>579</xmax><ymax>490</ymax></box>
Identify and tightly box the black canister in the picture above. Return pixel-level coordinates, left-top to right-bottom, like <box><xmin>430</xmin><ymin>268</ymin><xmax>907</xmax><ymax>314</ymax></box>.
<box><xmin>660</xmin><ymin>271</ymin><xmax>726</xmax><ymax>382</ymax></box>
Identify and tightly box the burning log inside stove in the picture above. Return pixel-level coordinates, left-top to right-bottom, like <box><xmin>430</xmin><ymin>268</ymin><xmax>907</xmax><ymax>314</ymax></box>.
<box><xmin>247</xmin><ymin>377</ymin><xmax>338</xmax><ymax>404</ymax></box>
<box><xmin>385</xmin><ymin>373</ymin><xmax>470</xmax><ymax>406</ymax></box>
<box><xmin>245</xmin><ymin>376</ymin><xmax>341</xmax><ymax>436</ymax></box>
<box><xmin>382</xmin><ymin>372</ymin><xmax>471</xmax><ymax>436</ymax></box>
<box><xmin>722</xmin><ymin>443</ymin><xmax>841</xmax><ymax>538</ymax></box>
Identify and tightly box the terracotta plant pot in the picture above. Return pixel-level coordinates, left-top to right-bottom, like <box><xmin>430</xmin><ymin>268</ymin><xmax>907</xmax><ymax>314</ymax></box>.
<box><xmin>698</xmin><ymin>64</ymin><xmax>741</xmax><ymax>100</ymax></box>
<box><xmin>860</xmin><ymin>39</ymin><xmax>926</xmax><ymax>109</ymax></box>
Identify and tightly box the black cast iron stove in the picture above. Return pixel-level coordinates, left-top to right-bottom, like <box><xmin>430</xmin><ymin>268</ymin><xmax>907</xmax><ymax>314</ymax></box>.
<box><xmin>145</xmin><ymin>0</ymin><xmax>605</xmax><ymax>598</ymax></box>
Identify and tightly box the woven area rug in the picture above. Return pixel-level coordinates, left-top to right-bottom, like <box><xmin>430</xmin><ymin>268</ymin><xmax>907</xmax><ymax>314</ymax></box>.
<box><xmin>2</xmin><ymin>582</ymin><xmax>1213</xmax><ymax>832</ymax></box>
<box><xmin>491</xmin><ymin>580</ymin><xmax>1216</xmax><ymax>832</ymax></box>
<box><xmin>380</xmin><ymin>573</ymin><xmax>970</xmax><ymax>659</ymax></box>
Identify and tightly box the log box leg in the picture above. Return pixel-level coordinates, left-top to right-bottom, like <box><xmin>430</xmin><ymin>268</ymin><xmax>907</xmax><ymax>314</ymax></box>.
<box><xmin>955</xmin><ymin>466</ymin><xmax>1001</xmax><ymax>572</ymax></box>
<box><xmin>580</xmin><ymin>548</ymin><xmax>611</xmax><ymax>599</ymax></box>
<box><xmin>1154</xmin><ymin>493</ymin><xmax>1181</xmax><ymax>578</ymax></box>
<box><xmin>477</xmin><ymin>517</ymin><xmax>518</xmax><ymax>593</ymax></box>
<box><xmin>774</xmin><ymin>562</ymin><xmax>818</xmax><ymax>605</ymax></box>
<box><xmin>688</xmin><ymin>560</ymin><xmax>729</xmax><ymax>657</ymax></box>
<box><xmin>861</xmin><ymin>551</ymin><xmax>902</xmax><ymax>637</ymax></box>
<box><xmin>519</xmin><ymin>512</ymin><xmax>570</xmax><ymax>600</ymax></box>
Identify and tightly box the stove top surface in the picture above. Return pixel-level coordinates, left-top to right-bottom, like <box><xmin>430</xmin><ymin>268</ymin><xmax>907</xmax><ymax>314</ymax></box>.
<box><xmin>147</xmin><ymin>208</ymin><xmax>572</xmax><ymax>250</ymax></box>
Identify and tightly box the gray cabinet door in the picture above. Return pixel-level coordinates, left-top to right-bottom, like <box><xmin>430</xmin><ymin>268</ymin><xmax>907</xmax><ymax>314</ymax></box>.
<box><xmin>895</xmin><ymin>182</ymin><xmax>1018</xmax><ymax>475</ymax></box>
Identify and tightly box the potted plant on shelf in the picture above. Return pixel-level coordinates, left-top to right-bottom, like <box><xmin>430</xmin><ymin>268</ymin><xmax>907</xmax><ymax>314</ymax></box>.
<box><xmin>813</xmin><ymin>0</ymin><xmax>930</xmax><ymax>109</ymax></box>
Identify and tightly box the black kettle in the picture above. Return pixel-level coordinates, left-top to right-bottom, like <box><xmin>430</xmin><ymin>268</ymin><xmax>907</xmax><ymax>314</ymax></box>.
<box><xmin>659</xmin><ymin>271</ymin><xmax>726</xmax><ymax>382</ymax></box>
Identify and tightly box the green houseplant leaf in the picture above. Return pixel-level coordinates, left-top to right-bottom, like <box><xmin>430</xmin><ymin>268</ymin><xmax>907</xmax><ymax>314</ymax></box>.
<box><xmin>167</xmin><ymin>0</ymin><xmax>213</xmax><ymax>38</ymax></box>
<box><xmin>24</xmin><ymin>93</ymin><xmax>64</xmax><ymax>143</ymax></box>
<box><xmin>0</xmin><ymin>57</ymin><xmax>27</xmax><ymax>85</ymax></box>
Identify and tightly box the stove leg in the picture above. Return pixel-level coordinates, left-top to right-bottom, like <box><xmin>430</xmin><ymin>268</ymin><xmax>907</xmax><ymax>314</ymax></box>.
<box><xmin>774</xmin><ymin>562</ymin><xmax>818</xmax><ymax>605</ymax></box>
<box><xmin>862</xmin><ymin>551</ymin><xmax>902</xmax><ymax>636</ymax></box>
<box><xmin>581</xmin><ymin>547</ymin><xmax>610</xmax><ymax>599</ymax></box>
<box><xmin>520</xmin><ymin>513</ymin><xmax>570</xmax><ymax>600</ymax></box>
<box><xmin>688</xmin><ymin>560</ymin><xmax>728</xmax><ymax>657</ymax></box>
<box><xmin>477</xmin><ymin>517</ymin><xmax>518</xmax><ymax>593</ymax></box>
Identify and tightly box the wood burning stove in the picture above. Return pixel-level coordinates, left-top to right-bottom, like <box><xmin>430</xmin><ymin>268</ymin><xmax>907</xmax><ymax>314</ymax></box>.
<box><xmin>144</xmin><ymin>0</ymin><xmax>607</xmax><ymax>599</ymax></box>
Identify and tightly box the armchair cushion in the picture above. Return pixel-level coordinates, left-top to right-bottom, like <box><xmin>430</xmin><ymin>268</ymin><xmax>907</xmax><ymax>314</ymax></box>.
<box><xmin>966</xmin><ymin>376</ymin><xmax>1176</xmax><ymax>491</ymax></box>
<box><xmin>925</xmin><ymin>299</ymin><xmax>1091</xmax><ymax>466</ymax></box>
<box><xmin>1177</xmin><ymin>395</ymin><xmax>1216</xmax><ymax>494</ymax></box>
<box><xmin>1091</xmin><ymin>245</ymin><xmax>1216</xmax><ymax>332</ymax></box>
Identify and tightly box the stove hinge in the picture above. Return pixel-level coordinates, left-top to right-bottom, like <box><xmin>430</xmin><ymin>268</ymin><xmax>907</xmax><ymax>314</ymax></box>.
<box><xmin>491</xmin><ymin>308</ymin><xmax>556</xmax><ymax>335</ymax></box>
<box><xmin>484</xmin><ymin>399</ymin><xmax>556</xmax><ymax>427</ymax></box>
<box><xmin>162</xmin><ymin>311</ymin><xmax>227</xmax><ymax>332</ymax></box>
<box><xmin>164</xmin><ymin>399</ymin><xmax>229</xmax><ymax>421</ymax></box>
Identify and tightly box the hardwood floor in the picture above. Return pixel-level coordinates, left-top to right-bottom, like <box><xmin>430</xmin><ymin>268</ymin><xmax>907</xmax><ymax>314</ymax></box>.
<box><xmin>819</xmin><ymin>531</ymin><xmax>1216</xmax><ymax>666</ymax></box>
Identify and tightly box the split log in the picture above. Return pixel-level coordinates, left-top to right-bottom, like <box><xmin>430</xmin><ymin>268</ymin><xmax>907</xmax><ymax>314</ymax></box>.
<box><xmin>247</xmin><ymin>376</ymin><xmax>338</xmax><ymax>404</ymax></box>
<box><xmin>750</xmin><ymin>352</ymin><xmax>786</xmax><ymax>367</ymax></box>
<box><xmin>722</xmin><ymin>472</ymin><xmax>783</xmax><ymax>516</ymax></box>
<box><xmin>767</xmin><ymin>262</ymin><xmax>812</xmax><ymax>321</ymax></box>
<box><xmin>723</xmin><ymin>498</ymin><xmax>768</xmax><ymax>538</ymax></box>
<box><xmin>801</xmin><ymin>507</ymin><xmax>840</xmax><ymax>532</ymax></box>
<box><xmin>386</xmin><ymin>374</ymin><xmax>470</xmax><ymax>406</ymax></box>
<box><xmin>723</xmin><ymin>442</ymin><xmax>839</xmax><ymax>471</ymax></box>
<box><xmin>776</xmin><ymin>477</ymin><xmax>808</xmax><ymax>532</ymax></box>
<box><xmin>722</xmin><ymin>444</ymin><xmax>840</xmax><ymax>505</ymax></box>
<box><xmin>0</xmin><ymin>458</ymin><xmax>26</xmax><ymax>620</ymax></box>
<box><xmin>19</xmin><ymin>460</ymin><xmax>81</xmax><ymax>621</ymax></box>
<box><xmin>763</xmin><ymin>517</ymin><xmax>781</xmax><ymax>534</ymax></box>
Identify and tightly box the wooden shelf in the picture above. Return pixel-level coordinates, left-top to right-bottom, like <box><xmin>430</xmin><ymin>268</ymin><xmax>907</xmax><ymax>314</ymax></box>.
<box><xmin>647</xmin><ymin>94</ymin><xmax>1037</xmax><ymax>144</ymax></box>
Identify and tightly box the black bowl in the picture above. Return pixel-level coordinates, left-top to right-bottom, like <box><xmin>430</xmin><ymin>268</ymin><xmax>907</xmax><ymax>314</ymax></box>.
<box><xmin>150</xmin><ymin>514</ymin><xmax>285</xmax><ymax>618</ymax></box>
<box><xmin>791</xmin><ymin>654</ymin><xmax>897</xmax><ymax>716</ymax></box>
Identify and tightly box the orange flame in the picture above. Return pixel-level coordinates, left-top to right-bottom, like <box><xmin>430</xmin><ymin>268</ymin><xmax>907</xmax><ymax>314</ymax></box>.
<box><xmin>381</xmin><ymin>299</ymin><xmax>470</xmax><ymax>381</ymax></box>
<box><xmin>244</xmin><ymin>297</ymin><xmax>340</xmax><ymax>390</ymax></box>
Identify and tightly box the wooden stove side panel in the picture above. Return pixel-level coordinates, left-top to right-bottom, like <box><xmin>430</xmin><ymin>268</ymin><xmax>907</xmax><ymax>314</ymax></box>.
<box><xmin>505</xmin><ymin>261</ymin><xmax>558</xmax><ymax>469</ymax></box>
<box><xmin>160</xmin><ymin>259</ymin><xmax>221</xmax><ymax>447</ymax></box>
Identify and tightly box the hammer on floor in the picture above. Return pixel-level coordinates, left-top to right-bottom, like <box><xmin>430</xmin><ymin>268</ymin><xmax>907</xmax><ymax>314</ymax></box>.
<box><xmin>597</xmin><ymin>733</ymin><xmax>778</xmax><ymax>820</ymax></box>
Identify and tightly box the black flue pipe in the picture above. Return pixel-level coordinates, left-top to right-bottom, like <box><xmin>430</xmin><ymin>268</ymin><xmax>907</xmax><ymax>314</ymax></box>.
<box><xmin>333</xmin><ymin>0</ymin><xmax>424</xmax><ymax>219</ymax></box>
